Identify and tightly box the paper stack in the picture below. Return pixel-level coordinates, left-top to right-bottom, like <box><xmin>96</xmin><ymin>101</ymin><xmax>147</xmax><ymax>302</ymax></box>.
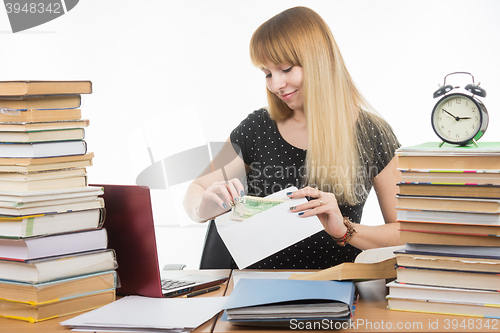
<box><xmin>0</xmin><ymin>81</ymin><xmax>117</xmax><ymax>323</ymax></box>
<box><xmin>387</xmin><ymin>142</ymin><xmax>500</xmax><ymax>318</ymax></box>
<box><xmin>222</xmin><ymin>278</ymin><xmax>355</xmax><ymax>327</ymax></box>
<box><xmin>61</xmin><ymin>295</ymin><xmax>228</xmax><ymax>332</ymax></box>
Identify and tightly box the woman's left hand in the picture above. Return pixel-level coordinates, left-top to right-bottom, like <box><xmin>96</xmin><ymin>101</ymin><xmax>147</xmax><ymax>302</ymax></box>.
<box><xmin>287</xmin><ymin>186</ymin><xmax>347</xmax><ymax>238</ymax></box>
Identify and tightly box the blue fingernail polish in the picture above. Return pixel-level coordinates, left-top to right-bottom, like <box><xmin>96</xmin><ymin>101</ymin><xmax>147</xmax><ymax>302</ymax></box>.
<box><xmin>222</xmin><ymin>203</ymin><xmax>228</xmax><ymax>209</ymax></box>
<box><xmin>289</xmin><ymin>206</ymin><xmax>296</xmax><ymax>210</ymax></box>
<box><xmin>298</xmin><ymin>212</ymin><xmax>304</xmax><ymax>216</ymax></box>
<box><xmin>241</xmin><ymin>190</ymin><xmax>244</xmax><ymax>196</ymax></box>
<box><xmin>234</xmin><ymin>197</ymin><xmax>239</xmax><ymax>202</ymax></box>
<box><xmin>286</xmin><ymin>192</ymin><xmax>293</xmax><ymax>196</ymax></box>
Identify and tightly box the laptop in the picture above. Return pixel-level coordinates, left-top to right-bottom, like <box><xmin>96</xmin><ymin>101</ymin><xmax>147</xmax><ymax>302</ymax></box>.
<box><xmin>91</xmin><ymin>184</ymin><xmax>228</xmax><ymax>298</ymax></box>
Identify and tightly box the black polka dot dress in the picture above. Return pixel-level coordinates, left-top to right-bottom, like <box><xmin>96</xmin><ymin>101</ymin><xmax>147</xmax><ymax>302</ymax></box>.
<box><xmin>229</xmin><ymin>109</ymin><xmax>400</xmax><ymax>269</ymax></box>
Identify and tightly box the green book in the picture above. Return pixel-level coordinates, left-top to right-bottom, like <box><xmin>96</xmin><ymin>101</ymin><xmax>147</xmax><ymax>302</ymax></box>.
<box><xmin>397</xmin><ymin>142</ymin><xmax>500</xmax><ymax>155</ymax></box>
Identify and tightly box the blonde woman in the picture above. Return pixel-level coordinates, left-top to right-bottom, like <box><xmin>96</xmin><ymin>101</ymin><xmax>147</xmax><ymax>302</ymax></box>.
<box><xmin>184</xmin><ymin>6</ymin><xmax>402</xmax><ymax>269</ymax></box>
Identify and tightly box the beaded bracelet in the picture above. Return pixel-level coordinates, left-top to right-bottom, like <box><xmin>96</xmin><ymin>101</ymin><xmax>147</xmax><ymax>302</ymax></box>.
<box><xmin>331</xmin><ymin>216</ymin><xmax>358</xmax><ymax>246</ymax></box>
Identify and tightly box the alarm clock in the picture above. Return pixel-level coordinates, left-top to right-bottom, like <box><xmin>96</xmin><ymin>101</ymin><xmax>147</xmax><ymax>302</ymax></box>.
<box><xmin>431</xmin><ymin>72</ymin><xmax>489</xmax><ymax>147</ymax></box>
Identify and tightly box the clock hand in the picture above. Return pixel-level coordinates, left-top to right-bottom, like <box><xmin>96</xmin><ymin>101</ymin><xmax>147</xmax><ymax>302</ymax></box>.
<box><xmin>442</xmin><ymin>109</ymin><xmax>460</xmax><ymax>121</ymax></box>
<box><xmin>457</xmin><ymin>117</ymin><xmax>471</xmax><ymax>120</ymax></box>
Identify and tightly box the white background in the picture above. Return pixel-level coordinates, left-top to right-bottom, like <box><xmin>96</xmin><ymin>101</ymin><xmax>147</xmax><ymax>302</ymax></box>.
<box><xmin>2</xmin><ymin>0</ymin><xmax>500</xmax><ymax>269</ymax></box>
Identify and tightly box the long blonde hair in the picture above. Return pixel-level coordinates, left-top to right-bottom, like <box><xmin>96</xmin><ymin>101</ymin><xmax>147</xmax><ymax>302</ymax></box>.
<box><xmin>250</xmin><ymin>6</ymin><xmax>395</xmax><ymax>205</ymax></box>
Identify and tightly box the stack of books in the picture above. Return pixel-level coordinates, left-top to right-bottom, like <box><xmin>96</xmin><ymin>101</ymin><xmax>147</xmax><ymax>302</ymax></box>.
<box><xmin>387</xmin><ymin>142</ymin><xmax>500</xmax><ymax>318</ymax></box>
<box><xmin>0</xmin><ymin>81</ymin><xmax>117</xmax><ymax>323</ymax></box>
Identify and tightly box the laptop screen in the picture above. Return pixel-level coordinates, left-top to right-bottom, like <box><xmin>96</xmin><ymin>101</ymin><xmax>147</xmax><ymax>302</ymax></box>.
<box><xmin>91</xmin><ymin>184</ymin><xmax>164</xmax><ymax>298</ymax></box>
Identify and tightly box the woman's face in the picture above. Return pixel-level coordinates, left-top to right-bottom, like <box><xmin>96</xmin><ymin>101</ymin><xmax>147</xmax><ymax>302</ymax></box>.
<box><xmin>261</xmin><ymin>60</ymin><xmax>304</xmax><ymax>113</ymax></box>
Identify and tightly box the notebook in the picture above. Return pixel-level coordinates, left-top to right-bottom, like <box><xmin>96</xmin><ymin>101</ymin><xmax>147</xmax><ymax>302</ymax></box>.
<box><xmin>91</xmin><ymin>184</ymin><xmax>228</xmax><ymax>298</ymax></box>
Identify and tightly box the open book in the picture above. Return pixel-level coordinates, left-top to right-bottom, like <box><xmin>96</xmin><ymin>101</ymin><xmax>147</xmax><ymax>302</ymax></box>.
<box><xmin>289</xmin><ymin>245</ymin><xmax>404</xmax><ymax>281</ymax></box>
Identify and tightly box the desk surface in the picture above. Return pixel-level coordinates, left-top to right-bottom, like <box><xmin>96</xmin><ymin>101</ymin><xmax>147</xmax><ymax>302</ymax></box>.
<box><xmin>215</xmin><ymin>275</ymin><xmax>497</xmax><ymax>333</ymax></box>
<box><xmin>1</xmin><ymin>270</ymin><xmax>497</xmax><ymax>333</ymax></box>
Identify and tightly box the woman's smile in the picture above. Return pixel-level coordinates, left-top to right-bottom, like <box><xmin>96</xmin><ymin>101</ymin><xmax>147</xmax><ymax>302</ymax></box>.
<box><xmin>280</xmin><ymin>90</ymin><xmax>298</xmax><ymax>101</ymax></box>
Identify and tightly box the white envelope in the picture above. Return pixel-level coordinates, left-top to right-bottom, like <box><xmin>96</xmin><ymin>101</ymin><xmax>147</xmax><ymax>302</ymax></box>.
<box><xmin>215</xmin><ymin>187</ymin><xmax>324</xmax><ymax>268</ymax></box>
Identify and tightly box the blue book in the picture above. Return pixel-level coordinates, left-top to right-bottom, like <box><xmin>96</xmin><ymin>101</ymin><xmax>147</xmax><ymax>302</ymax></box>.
<box><xmin>222</xmin><ymin>278</ymin><xmax>355</xmax><ymax>327</ymax></box>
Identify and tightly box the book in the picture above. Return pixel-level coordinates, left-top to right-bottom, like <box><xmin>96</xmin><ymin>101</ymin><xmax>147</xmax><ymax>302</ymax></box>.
<box><xmin>398</xmin><ymin>183</ymin><xmax>500</xmax><ymax>199</ymax></box>
<box><xmin>396</xmin><ymin>195</ymin><xmax>500</xmax><ymax>213</ymax></box>
<box><xmin>396</xmin><ymin>265</ymin><xmax>500</xmax><ymax>291</ymax></box>
<box><xmin>0</xmin><ymin>194</ymin><xmax>97</xmax><ymax>209</ymax></box>
<box><xmin>227</xmin><ymin>302</ymin><xmax>350</xmax><ymax>322</ymax></box>
<box><xmin>0</xmin><ymin>197</ymin><xmax>104</xmax><ymax>216</ymax></box>
<box><xmin>0</xmin><ymin>289</ymin><xmax>115</xmax><ymax>323</ymax></box>
<box><xmin>404</xmin><ymin>243</ymin><xmax>500</xmax><ymax>259</ymax></box>
<box><xmin>397</xmin><ymin>209</ymin><xmax>500</xmax><ymax>225</ymax></box>
<box><xmin>400</xmin><ymin>230</ymin><xmax>500</xmax><ymax>248</ymax></box>
<box><xmin>0</xmin><ymin>270</ymin><xmax>116</xmax><ymax>306</ymax></box>
<box><xmin>0</xmin><ymin>128</ymin><xmax>85</xmax><ymax>143</ymax></box>
<box><xmin>0</xmin><ymin>167</ymin><xmax>86</xmax><ymax>181</ymax></box>
<box><xmin>397</xmin><ymin>142</ymin><xmax>500</xmax><ymax>154</ymax></box>
<box><xmin>288</xmin><ymin>245</ymin><xmax>404</xmax><ymax>281</ymax></box>
<box><xmin>398</xmin><ymin>155</ymin><xmax>500</xmax><ymax>170</ymax></box>
<box><xmin>0</xmin><ymin>81</ymin><xmax>92</xmax><ymax>98</ymax></box>
<box><xmin>397</xmin><ymin>142</ymin><xmax>500</xmax><ymax>170</ymax></box>
<box><xmin>0</xmin><ymin>208</ymin><xmax>104</xmax><ymax>238</ymax></box>
<box><xmin>223</xmin><ymin>279</ymin><xmax>355</xmax><ymax>326</ymax></box>
<box><xmin>0</xmin><ymin>228</ymin><xmax>107</xmax><ymax>260</ymax></box>
<box><xmin>0</xmin><ymin>95</ymin><xmax>81</xmax><ymax>110</ymax></box>
<box><xmin>387</xmin><ymin>281</ymin><xmax>500</xmax><ymax>305</ymax></box>
<box><xmin>0</xmin><ymin>140</ymin><xmax>87</xmax><ymax>158</ymax></box>
<box><xmin>394</xmin><ymin>250</ymin><xmax>500</xmax><ymax>273</ymax></box>
<box><xmin>399</xmin><ymin>221</ymin><xmax>500</xmax><ymax>236</ymax></box>
<box><xmin>387</xmin><ymin>296</ymin><xmax>500</xmax><ymax>318</ymax></box>
<box><xmin>0</xmin><ymin>160</ymin><xmax>91</xmax><ymax>173</ymax></box>
<box><xmin>400</xmin><ymin>169</ymin><xmax>500</xmax><ymax>185</ymax></box>
<box><xmin>0</xmin><ymin>119</ymin><xmax>89</xmax><ymax>132</ymax></box>
<box><xmin>0</xmin><ymin>249</ymin><xmax>116</xmax><ymax>283</ymax></box>
<box><xmin>0</xmin><ymin>152</ymin><xmax>93</xmax><ymax>173</ymax></box>
<box><xmin>0</xmin><ymin>175</ymin><xmax>87</xmax><ymax>191</ymax></box>
<box><xmin>0</xmin><ymin>185</ymin><xmax>103</xmax><ymax>203</ymax></box>
<box><xmin>0</xmin><ymin>108</ymin><xmax>81</xmax><ymax>122</ymax></box>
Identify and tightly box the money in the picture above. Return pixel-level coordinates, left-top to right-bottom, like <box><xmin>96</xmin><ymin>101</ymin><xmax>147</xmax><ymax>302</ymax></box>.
<box><xmin>230</xmin><ymin>195</ymin><xmax>285</xmax><ymax>221</ymax></box>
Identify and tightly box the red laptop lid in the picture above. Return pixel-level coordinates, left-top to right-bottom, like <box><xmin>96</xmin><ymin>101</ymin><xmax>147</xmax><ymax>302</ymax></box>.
<box><xmin>92</xmin><ymin>184</ymin><xmax>163</xmax><ymax>297</ymax></box>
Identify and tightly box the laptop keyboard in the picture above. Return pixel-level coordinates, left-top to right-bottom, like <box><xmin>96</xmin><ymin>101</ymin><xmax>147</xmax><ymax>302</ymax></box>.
<box><xmin>161</xmin><ymin>279</ymin><xmax>196</xmax><ymax>291</ymax></box>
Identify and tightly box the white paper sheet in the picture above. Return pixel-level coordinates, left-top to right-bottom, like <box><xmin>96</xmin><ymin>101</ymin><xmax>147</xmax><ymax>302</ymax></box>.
<box><xmin>61</xmin><ymin>296</ymin><xmax>227</xmax><ymax>331</ymax></box>
<box><xmin>216</xmin><ymin>187</ymin><xmax>324</xmax><ymax>268</ymax></box>
<box><xmin>71</xmin><ymin>329</ymin><xmax>188</xmax><ymax>333</ymax></box>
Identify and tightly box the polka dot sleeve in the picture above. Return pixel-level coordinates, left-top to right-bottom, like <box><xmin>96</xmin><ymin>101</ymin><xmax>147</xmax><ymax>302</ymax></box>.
<box><xmin>373</xmin><ymin>119</ymin><xmax>400</xmax><ymax>175</ymax></box>
<box><xmin>229</xmin><ymin>109</ymin><xmax>266</xmax><ymax>166</ymax></box>
<box><xmin>357</xmin><ymin>112</ymin><xmax>401</xmax><ymax>178</ymax></box>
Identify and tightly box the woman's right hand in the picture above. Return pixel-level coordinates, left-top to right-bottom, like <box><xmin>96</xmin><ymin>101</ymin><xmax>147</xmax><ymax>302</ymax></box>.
<box><xmin>195</xmin><ymin>178</ymin><xmax>245</xmax><ymax>222</ymax></box>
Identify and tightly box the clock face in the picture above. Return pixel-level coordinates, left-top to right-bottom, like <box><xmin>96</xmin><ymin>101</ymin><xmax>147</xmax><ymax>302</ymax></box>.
<box><xmin>431</xmin><ymin>94</ymin><xmax>482</xmax><ymax>144</ymax></box>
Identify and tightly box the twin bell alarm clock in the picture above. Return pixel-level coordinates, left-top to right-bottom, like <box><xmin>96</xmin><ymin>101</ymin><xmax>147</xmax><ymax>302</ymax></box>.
<box><xmin>431</xmin><ymin>72</ymin><xmax>489</xmax><ymax>147</ymax></box>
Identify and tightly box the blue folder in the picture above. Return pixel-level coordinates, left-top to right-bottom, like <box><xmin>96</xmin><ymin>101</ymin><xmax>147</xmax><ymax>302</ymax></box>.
<box><xmin>222</xmin><ymin>278</ymin><xmax>355</xmax><ymax>326</ymax></box>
